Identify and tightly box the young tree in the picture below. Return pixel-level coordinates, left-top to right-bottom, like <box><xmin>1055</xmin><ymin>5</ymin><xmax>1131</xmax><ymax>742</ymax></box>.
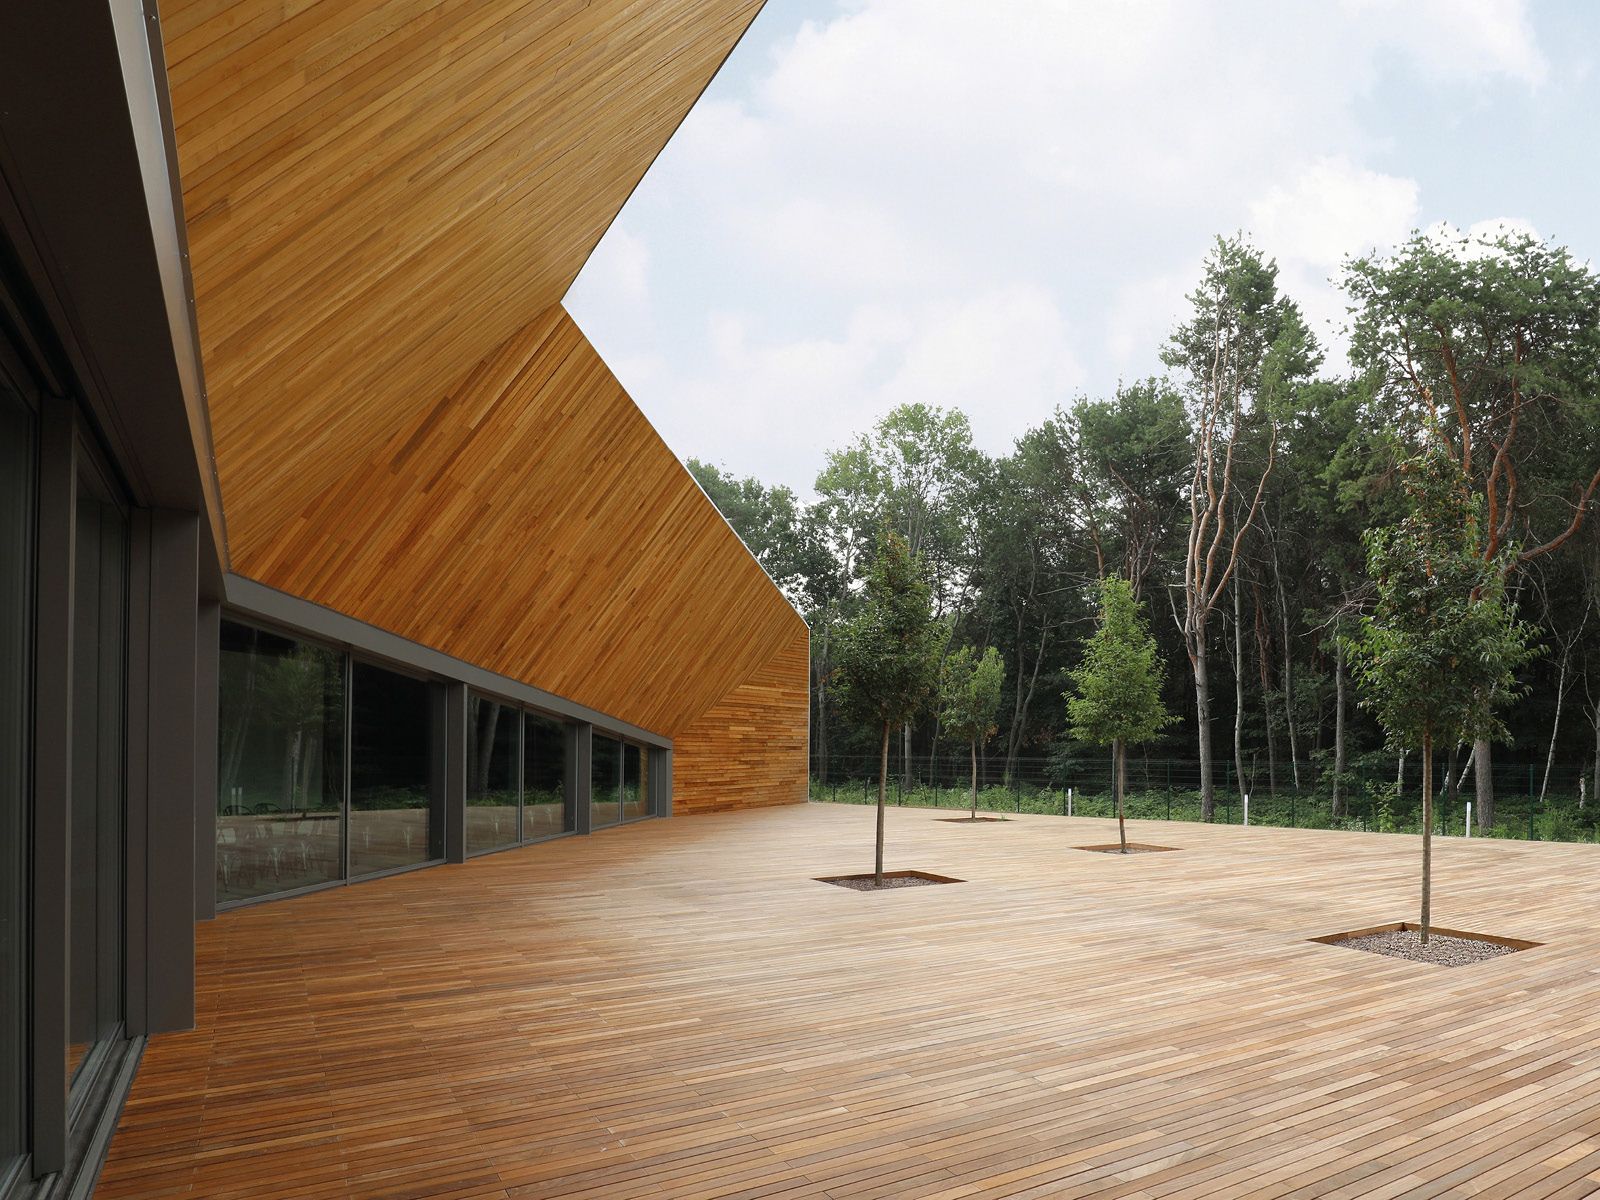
<box><xmin>1351</xmin><ymin>440</ymin><xmax>1533</xmax><ymax>944</ymax></box>
<box><xmin>1068</xmin><ymin>577</ymin><xmax>1174</xmax><ymax>853</ymax></box>
<box><xmin>938</xmin><ymin>645</ymin><xmax>1006</xmax><ymax>819</ymax></box>
<box><xmin>836</xmin><ymin>528</ymin><xmax>942</xmax><ymax>884</ymax></box>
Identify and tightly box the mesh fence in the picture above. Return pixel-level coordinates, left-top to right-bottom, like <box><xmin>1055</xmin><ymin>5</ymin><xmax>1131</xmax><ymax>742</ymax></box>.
<box><xmin>809</xmin><ymin>753</ymin><xmax>1600</xmax><ymax>843</ymax></box>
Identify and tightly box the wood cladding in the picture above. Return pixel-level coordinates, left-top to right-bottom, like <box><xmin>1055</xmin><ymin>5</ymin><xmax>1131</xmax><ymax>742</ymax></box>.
<box><xmin>161</xmin><ymin>0</ymin><xmax>808</xmax><ymax>786</ymax></box>
<box><xmin>231</xmin><ymin>307</ymin><xmax>803</xmax><ymax>737</ymax></box>
<box><xmin>161</xmin><ymin>0</ymin><xmax>763</xmax><ymax>541</ymax></box>
<box><xmin>673</xmin><ymin>626</ymin><xmax>809</xmax><ymax>813</ymax></box>
<box><xmin>98</xmin><ymin>805</ymin><xmax>1600</xmax><ymax>1197</ymax></box>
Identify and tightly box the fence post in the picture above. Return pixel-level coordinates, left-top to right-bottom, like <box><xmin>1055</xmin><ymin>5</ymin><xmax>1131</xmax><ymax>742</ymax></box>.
<box><xmin>1166</xmin><ymin>790</ymin><xmax>1172</xmax><ymax>821</ymax></box>
<box><xmin>1465</xmin><ymin>800</ymin><xmax>1471</xmax><ymax>838</ymax></box>
<box><xmin>1068</xmin><ymin>786</ymin><xmax>1073</xmax><ymax>818</ymax></box>
<box><xmin>1528</xmin><ymin>804</ymin><xmax>1534</xmax><ymax>840</ymax></box>
<box><xmin>1243</xmin><ymin>793</ymin><xmax>1249</xmax><ymax>827</ymax></box>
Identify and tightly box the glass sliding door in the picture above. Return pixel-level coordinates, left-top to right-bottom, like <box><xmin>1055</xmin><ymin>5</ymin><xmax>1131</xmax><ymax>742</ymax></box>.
<box><xmin>522</xmin><ymin>712</ymin><xmax>570</xmax><ymax>842</ymax></box>
<box><xmin>349</xmin><ymin>662</ymin><xmax>443</xmax><ymax>877</ymax></box>
<box><xmin>466</xmin><ymin>693</ymin><xmax>518</xmax><ymax>853</ymax></box>
<box><xmin>590</xmin><ymin>734</ymin><xmax>622</xmax><ymax>829</ymax></box>
<box><xmin>216</xmin><ymin>621</ymin><xmax>345</xmax><ymax>903</ymax></box>
<box><xmin>0</xmin><ymin>384</ymin><xmax>34</xmax><ymax>1180</ymax></box>
<box><xmin>68</xmin><ymin>472</ymin><xmax>127</xmax><ymax>1086</ymax></box>
<box><xmin>622</xmin><ymin>743</ymin><xmax>648</xmax><ymax>821</ymax></box>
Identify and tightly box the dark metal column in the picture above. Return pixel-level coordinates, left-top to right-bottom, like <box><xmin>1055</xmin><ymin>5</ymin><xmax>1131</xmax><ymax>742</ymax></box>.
<box><xmin>143</xmin><ymin>510</ymin><xmax>199</xmax><ymax>1034</ymax></box>
<box><xmin>444</xmin><ymin>682</ymin><xmax>468</xmax><ymax>863</ymax></box>
<box><xmin>29</xmin><ymin>397</ymin><xmax>75</xmax><ymax>1174</ymax></box>
<box><xmin>193</xmin><ymin>598</ymin><xmax>220</xmax><ymax>921</ymax></box>
<box><xmin>651</xmin><ymin>747</ymin><xmax>673</xmax><ymax>817</ymax></box>
<box><xmin>570</xmin><ymin>723</ymin><xmax>593</xmax><ymax>835</ymax></box>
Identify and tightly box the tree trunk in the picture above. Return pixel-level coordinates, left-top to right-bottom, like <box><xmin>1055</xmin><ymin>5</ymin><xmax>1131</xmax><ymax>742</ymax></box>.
<box><xmin>1193</xmin><ymin>627</ymin><xmax>1214</xmax><ymax>821</ymax></box>
<box><xmin>1539</xmin><ymin>647</ymin><xmax>1572</xmax><ymax>803</ymax></box>
<box><xmin>969</xmin><ymin>739</ymin><xmax>978</xmax><ymax>819</ymax></box>
<box><xmin>1332</xmin><ymin>638</ymin><xmax>1346</xmax><ymax>818</ymax></box>
<box><xmin>1273</xmin><ymin>548</ymin><xmax>1301</xmax><ymax>790</ymax></box>
<box><xmin>1003</xmin><ymin>623</ymin><xmax>1048</xmax><ymax>786</ymax></box>
<box><xmin>1444</xmin><ymin>744</ymin><xmax>1462</xmax><ymax>812</ymax></box>
<box><xmin>902</xmin><ymin>721</ymin><xmax>913</xmax><ymax>791</ymax></box>
<box><xmin>1232</xmin><ymin>578</ymin><xmax>1246</xmax><ymax>799</ymax></box>
<box><xmin>1474</xmin><ymin>739</ymin><xmax>1494</xmax><ymax>831</ymax></box>
<box><xmin>1115</xmin><ymin>737</ymin><xmax>1128</xmax><ymax>853</ymax></box>
<box><xmin>876</xmin><ymin>723</ymin><xmax>889</xmax><ymax>886</ymax></box>
<box><xmin>1592</xmin><ymin>703</ymin><xmax>1600</xmax><ymax>810</ymax></box>
<box><xmin>1420</xmin><ymin>730</ymin><xmax>1433</xmax><ymax>946</ymax></box>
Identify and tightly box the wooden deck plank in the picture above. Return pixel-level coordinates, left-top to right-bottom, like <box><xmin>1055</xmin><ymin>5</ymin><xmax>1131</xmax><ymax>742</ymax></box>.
<box><xmin>98</xmin><ymin>805</ymin><xmax>1600</xmax><ymax>1198</ymax></box>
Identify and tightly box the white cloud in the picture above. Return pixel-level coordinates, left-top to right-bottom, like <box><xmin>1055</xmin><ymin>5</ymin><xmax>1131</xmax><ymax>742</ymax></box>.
<box><xmin>566</xmin><ymin>0</ymin><xmax>1558</xmax><ymax>492</ymax></box>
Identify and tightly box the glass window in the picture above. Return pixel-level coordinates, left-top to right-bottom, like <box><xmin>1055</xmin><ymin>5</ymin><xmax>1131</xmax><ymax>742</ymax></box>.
<box><xmin>68</xmin><ymin>479</ymin><xmax>127</xmax><ymax>1085</ymax></box>
<box><xmin>0</xmin><ymin>385</ymin><xmax>33</xmax><ymax>1172</ymax></box>
<box><xmin>349</xmin><ymin>661</ymin><xmax>442</xmax><ymax>878</ymax></box>
<box><xmin>522</xmin><ymin>713</ymin><xmax>569</xmax><ymax>842</ymax></box>
<box><xmin>466</xmin><ymin>693</ymin><xmax>518</xmax><ymax>853</ymax></box>
<box><xmin>216</xmin><ymin>621</ymin><xmax>344</xmax><ymax>903</ymax></box>
<box><xmin>622</xmin><ymin>743</ymin><xmax>648</xmax><ymax>821</ymax></box>
<box><xmin>591</xmin><ymin>734</ymin><xmax>622</xmax><ymax>829</ymax></box>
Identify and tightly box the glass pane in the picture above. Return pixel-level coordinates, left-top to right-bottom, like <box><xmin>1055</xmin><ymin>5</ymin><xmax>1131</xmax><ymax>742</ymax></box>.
<box><xmin>590</xmin><ymin>734</ymin><xmax>621</xmax><ymax>829</ymax></box>
<box><xmin>466</xmin><ymin>694</ymin><xmax>518</xmax><ymax>852</ymax></box>
<box><xmin>0</xmin><ymin>387</ymin><xmax>33</xmax><ymax>1169</ymax></box>
<box><xmin>216</xmin><ymin>621</ymin><xmax>344</xmax><ymax>903</ymax></box>
<box><xmin>522</xmin><ymin>713</ymin><xmax>569</xmax><ymax>841</ymax></box>
<box><xmin>69</xmin><ymin>486</ymin><xmax>126</xmax><ymax>1083</ymax></box>
<box><xmin>622</xmin><ymin>744</ymin><xmax>648</xmax><ymax>820</ymax></box>
<box><xmin>349</xmin><ymin>662</ymin><xmax>440</xmax><ymax>877</ymax></box>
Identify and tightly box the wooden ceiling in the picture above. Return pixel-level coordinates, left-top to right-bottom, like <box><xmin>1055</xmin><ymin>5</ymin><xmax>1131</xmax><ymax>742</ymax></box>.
<box><xmin>160</xmin><ymin>0</ymin><xmax>804</xmax><ymax>735</ymax></box>
<box><xmin>162</xmin><ymin>0</ymin><xmax>761</xmax><ymax>577</ymax></box>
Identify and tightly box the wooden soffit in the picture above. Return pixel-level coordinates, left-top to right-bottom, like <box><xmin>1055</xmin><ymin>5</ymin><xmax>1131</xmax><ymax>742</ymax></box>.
<box><xmin>158</xmin><ymin>0</ymin><xmax>801</xmax><ymax>733</ymax></box>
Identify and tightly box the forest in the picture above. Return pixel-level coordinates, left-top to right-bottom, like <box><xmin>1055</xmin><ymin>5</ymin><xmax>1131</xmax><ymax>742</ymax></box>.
<box><xmin>688</xmin><ymin>228</ymin><xmax>1600</xmax><ymax>836</ymax></box>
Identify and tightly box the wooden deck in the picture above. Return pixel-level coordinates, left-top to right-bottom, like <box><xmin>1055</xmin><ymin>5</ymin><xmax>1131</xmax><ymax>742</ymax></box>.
<box><xmin>98</xmin><ymin>804</ymin><xmax>1600</xmax><ymax>1199</ymax></box>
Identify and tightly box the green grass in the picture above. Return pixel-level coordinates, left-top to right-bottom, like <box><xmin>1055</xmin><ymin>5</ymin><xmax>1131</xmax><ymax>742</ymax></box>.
<box><xmin>808</xmin><ymin>777</ymin><xmax>1600</xmax><ymax>844</ymax></box>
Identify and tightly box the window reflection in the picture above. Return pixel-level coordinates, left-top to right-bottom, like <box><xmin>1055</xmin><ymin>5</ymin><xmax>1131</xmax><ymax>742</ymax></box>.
<box><xmin>622</xmin><ymin>743</ymin><xmax>648</xmax><ymax>820</ymax></box>
<box><xmin>523</xmin><ymin>712</ymin><xmax>570</xmax><ymax>841</ymax></box>
<box><xmin>591</xmin><ymin>734</ymin><xmax>622</xmax><ymax>829</ymax></box>
<box><xmin>466</xmin><ymin>694</ymin><xmax>518</xmax><ymax>852</ymax></box>
<box><xmin>216</xmin><ymin>622</ymin><xmax>344</xmax><ymax>903</ymax></box>
<box><xmin>349</xmin><ymin>662</ymin><xmax>442</xmax><ymax>877</ymax></box>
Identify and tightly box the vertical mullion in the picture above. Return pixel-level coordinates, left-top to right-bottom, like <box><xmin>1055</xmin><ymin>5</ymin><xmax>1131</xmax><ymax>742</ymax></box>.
<box><xmin>341</xmin><ymin>653</ymin><xmax>352</xmax><ymax>883</ymax></box>
<box><xmin>30</xmin><ymin>398</ymin><xmax>75</xmax><ymax>1175</ymax></box>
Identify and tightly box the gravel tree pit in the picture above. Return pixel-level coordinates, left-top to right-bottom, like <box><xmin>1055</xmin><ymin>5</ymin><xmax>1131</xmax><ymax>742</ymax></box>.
<box><xmin>1312</xmin><ymin>922</ymin><xmax>1538</xmax><ymax>967</ymax></box>
<box><xmin>1074</xmin><ymin>843</ymin><xmax>1180</xmax><ymax>854</ymax></box>
<box><xmin>816</xmin><ymin>870</ymin><xmax>964</xmax><ymax>891</ymax></box>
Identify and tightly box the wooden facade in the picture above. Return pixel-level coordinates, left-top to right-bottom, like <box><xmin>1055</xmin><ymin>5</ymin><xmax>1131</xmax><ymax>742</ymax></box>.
<box><xmin>674</xmin><ymin>627</ymin><xmax>810</xmax><ymax>813</ymax></box>
<box><xmin>158</xmin><ymin>0</ymin><xmax>807</xmax><ymax>793</ymax></box>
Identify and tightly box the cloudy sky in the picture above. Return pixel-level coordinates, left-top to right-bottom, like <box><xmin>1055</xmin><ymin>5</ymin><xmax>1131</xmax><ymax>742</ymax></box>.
<box><xmin>565</xmin><ymin>0</ymin><xmax>1600</xmax><ymax>497</ymax></box>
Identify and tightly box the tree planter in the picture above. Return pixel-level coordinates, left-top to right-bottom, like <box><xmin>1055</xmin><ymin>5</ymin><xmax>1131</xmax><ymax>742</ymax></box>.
<box><xmin>1074</xmin><ymin>842</ymin><xmax>1179</xmax><ymax>854</ymax></box>
<box><xmin>1311</xmin><ymin>921</ymin><xmax>1538</xmax><ymax>966</ymax></box>
<box><xmin>815</xmin><ymin>870</ymin><xmax>963</xmax><ymax>891</ymax></box>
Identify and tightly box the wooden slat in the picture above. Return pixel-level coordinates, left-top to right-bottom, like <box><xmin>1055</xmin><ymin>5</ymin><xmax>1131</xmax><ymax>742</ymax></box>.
<box><xmin>161</xmin><ymin>0</ymin><xmax>763</xmax><ymax>541</ymax></box>
<box><xmin>96</xmin><ymin>807</ymin><xmax>1600</xmax><ymax>1198</ymax></box>
<box><xmin>226</xmin><ymin>306</ymin><xmax>804</xmax><ymax>737</ymax></box>
<box><xmin>674</xmin><ymin>627</ymin><xmax>809</xmax><ymax>813</ymax></box>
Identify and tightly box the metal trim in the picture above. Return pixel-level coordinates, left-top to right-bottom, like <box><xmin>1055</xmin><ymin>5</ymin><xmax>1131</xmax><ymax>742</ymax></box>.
<box><xmin>223</xmin><ymin>574</ymin><xmax>671</xmax><ymax>749</ymax></box>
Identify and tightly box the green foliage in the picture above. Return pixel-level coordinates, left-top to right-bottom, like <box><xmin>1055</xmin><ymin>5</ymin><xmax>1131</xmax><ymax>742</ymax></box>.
<box><xmin>688</xmin><ymin>457</ymin><xmax>841</xmax><ymax>609</ymax></box>
<box><xmin>1067</xmin><ymin>577</ymin><xmax>1174</xmax><ymax>748</ymax></box>
<box><xmin>939</xmin><ymin>645</ymin><xmax>1005</xmax><ymax>746</ymax></box>
<box><xmin>836</xmin><ymin>528</ymin><xmax>942</xmax><ymax>733</ymax></box>
<box><xmin>1351</xmin><ymin>439</ymin><xmax>1535</xmax><ymax>751</ymax></box>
